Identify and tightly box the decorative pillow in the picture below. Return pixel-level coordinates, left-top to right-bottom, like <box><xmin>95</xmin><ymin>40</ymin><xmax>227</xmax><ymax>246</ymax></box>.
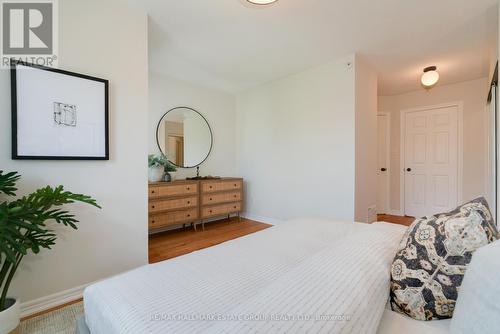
<box><xmin>450</xmin><ymin>239</ymin><xmax>500</xmax><ymax>333</ymax></box>
<box><xmin>389</xmin><ymin>197</ymin><xmax>499</xmax><ymax>321</ymax></box>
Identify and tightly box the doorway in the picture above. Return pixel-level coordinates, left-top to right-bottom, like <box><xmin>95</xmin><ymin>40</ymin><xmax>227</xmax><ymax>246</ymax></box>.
<box><xmin>400</xmin><ymin>103</ymin><xmax>463</xmax><ymax>217</ymax></box>
<box><xmin>167</xmin><ymin>135</ymin><xmax>184</xmax><ymax>166</ymax></box>
<box><xmin>377</xmin><ymin>113</ymin><xmax>390</xmax><ymax>214</ymax></box>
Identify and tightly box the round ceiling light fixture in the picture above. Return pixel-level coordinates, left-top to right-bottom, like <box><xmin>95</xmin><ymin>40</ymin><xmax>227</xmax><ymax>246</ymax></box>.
<box><xmin>246</xmin><ymin>0</ymin><xmax>278</xmax><ymax>5</ymax></box>
<box><xmin>421</xmin><ymin>66</ymin><xmax>439</xmax><ymax>88</ymax></box>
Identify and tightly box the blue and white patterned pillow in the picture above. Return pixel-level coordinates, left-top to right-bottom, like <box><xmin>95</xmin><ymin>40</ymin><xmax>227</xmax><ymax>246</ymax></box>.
<box><xmin>390</xmin><ymin>197</ymin><xmax>499</xmax><ymax>320</ymax></box>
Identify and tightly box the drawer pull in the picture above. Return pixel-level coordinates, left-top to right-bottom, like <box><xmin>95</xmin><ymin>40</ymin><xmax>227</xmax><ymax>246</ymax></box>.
<box><xmin>209</xmin><ymin>210</ymin><xmax>213</xmax><ymax>213</ymax></box>
<box><xmin>187</xmin><ymin>201</ymin><xmax>191</xmax><ymax>204</ymax></box>
<box><xmin>152</xmin><ymin>220</ymin><xmax>155</xmax><ymax>224</ymax></box>
<box><xmin>234</xmin><ymin>195</ymin><xmax>237</xmax><ymax>198</ymax></box>
<box><xmin>210</xmin><ymin>198</ymin><xmax>213</xmax><ymax>201</ymax></box>
<box><xmin>234</xmin><ymin>206</ymin><xmax>237</xmax><ymax>209</ymax></box>
<box><xmin>187</xmin><ymin>214</ymin><xmax>191</xmax><ymax>217</ymax></box>
<box><xmin>209</xmin><ymin>186</ymin><xmax>213</xmax><ymax>189</ymax></box>
<box><xmin>151</xmin><ymin>190</ymin><xmax>155</xmax><ymax>194</ymax></box>
<box><xmin>152</xmin><ymin>205</ymin><xmax>155</xmax><ymax>209</ymax></box>
<box><xmin>187</xmin><ymin>187</ymin><xmax>190</xmax><ymax>190</ymax></box>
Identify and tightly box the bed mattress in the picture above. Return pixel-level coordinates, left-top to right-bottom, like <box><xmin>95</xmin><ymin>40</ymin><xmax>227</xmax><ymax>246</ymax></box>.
<box><xmin>84</xmin><ymin>219</ymin><xmax>407</xmax><ymax>334</ymax></box>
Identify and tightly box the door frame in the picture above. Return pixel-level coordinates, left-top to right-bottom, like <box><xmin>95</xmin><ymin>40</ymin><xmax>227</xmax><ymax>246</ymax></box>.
<box><xmin>399</xmin><ymin>101</ymin><xmax>464</xmax><ymax>216</ymax></box>
<box><xmin>485</xmin><ymin>96</ymin><xmax>496</xmax><ymax>219</ymax></box>
<box><xmin>378</xmin><ymin>112</ymin><xmax>391</xmax><ymax>214</ymax></box>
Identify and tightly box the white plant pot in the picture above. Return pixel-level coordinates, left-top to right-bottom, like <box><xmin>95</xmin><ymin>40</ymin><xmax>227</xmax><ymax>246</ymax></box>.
<box><xmin>148</xmin><ymin>167</ymin><xmax>164</xmax><ymax>182</ymax></box>
<box><xmin>0</xmin><ymin>298</ymin><xmax>20</xmax><ymax>334</ymax></box>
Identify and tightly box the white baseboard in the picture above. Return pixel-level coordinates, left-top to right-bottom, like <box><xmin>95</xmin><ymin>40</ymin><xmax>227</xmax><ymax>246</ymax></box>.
<box><xmin>388</xmin><ymin>209</ymin><xmax>404</xmax><ymax>216</ymax></box>
<box><xmin>20</xmin><ymin>282</ymin><xmax>93</xmax><ymax>317</ymax></box>
<box><xmin>241</xmin><ymin>213</ymin><xmax>283</xmax><ymax>226</ymax></box>
<box><xmin>377</xmin><ymin>209</ymin><xmax>403</xmax><ymax>216</ymax></box>
<box><xmin>379</xmin><ymin>210</ymin><xmax>403</xmax><ymax>216</ymax></box>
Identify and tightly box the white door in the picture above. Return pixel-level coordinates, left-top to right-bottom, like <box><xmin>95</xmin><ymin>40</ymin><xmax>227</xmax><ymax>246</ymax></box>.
<box><xmin>377</xmin><ymin>114</ymin><xmax>390</xmax><ymax>214</ymax></box>
<box><xmin>404</xmin><ymin>106</ymin><xmax>459</xmax><ymax>217</ymax></box>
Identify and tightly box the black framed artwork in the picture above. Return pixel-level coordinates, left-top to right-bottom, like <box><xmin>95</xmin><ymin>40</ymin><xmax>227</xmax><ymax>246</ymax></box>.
<box><xmin>10</xmin><ymin>60</ymin><xmax>109</xmax><ymax>160</ymax></box>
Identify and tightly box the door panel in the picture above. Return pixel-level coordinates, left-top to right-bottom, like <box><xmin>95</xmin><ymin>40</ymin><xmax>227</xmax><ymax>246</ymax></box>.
<box><xmin>412</xmin><ymin>133</ymin><xmax>427</xmax><ymax>163</ymax></box>
<box><xmin>377</xmin><ymin>114</ymin><xmax>389</xmax><ymax>214</ymax></box>
<box><xmin>404</xmin><ymin>106</ymin><xmax>458</xmax><ymax>217</ymax></box>
<box><xmin>433</xmin><ymin>132</ymin><xmax>449</xmax><ymax>164</ymax></box>
<box><xmin>432</xmin><ymin>175</ymin><xmax>449</xmax><ymax>207</ymax></box>
<box><xmin>411</xmin><ymin>173</ymin><xmax>426</xmax><ymax>205</ymax></box>
<box><xmin>413</xmin><ymin>115</ymin><xmax>427</xmax><ymax>128</ymax></box>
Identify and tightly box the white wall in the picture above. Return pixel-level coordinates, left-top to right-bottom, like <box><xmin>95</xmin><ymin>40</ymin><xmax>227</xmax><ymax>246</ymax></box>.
<box><xmin>489</xmin><ymin>4</ymin><xmax>499</xmax><ymax>84</ymax></box>
<box><xmin>235</xmin><ymin>56</ymin><xmax>356</xmax><ymax>222</ymax></box>
<box><xmin>149</xmin><ymin>72</ymin><xmax>237</xmax><ymax>179</ymax></box>
<box><xmin>0</xmin><ymin>0</ymin><xmax>149</xmax><ymax>308</ymax></box>
<box><xmin>379</xmin><ymin>78</ymin><xmax>489</xmax><ymax>213</ymax></box>
<box><xmin>485</xmin><ymin>6</ymin><xmax>498</xmax><ymax>216</ymax></box>
<box><xmin>354</xmin><ymin>55</ymin><xmax>378</xmax><ymax>222</ymax></box>
<box><xmin>496</xmin><ymin>4</ymin><xmax>500</xmax><ymax>219</ymax></box>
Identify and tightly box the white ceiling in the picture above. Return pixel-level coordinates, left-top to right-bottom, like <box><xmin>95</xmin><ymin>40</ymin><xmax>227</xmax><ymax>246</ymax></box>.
<box><xmin>133</xmin><ymin>0</ymin><xmax>499</xmax><ymax>95</ymax></box>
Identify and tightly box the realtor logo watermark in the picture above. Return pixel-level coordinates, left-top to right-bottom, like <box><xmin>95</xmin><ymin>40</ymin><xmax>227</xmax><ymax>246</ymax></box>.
<box><xmin>1</xmin><ymin>0</ymin><xmax>58</xmax><ymax>68</ymax></box>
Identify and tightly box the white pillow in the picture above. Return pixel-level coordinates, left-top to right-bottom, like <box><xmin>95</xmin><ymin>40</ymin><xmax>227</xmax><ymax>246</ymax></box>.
<box><xmin>450</xmin><ymin>239</ymin><xmax>500</xmax><ymax>334</ymax></box>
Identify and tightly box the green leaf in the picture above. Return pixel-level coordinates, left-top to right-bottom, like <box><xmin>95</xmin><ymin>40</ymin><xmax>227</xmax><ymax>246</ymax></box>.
<box><xmin>0</xmin><ymin>171</ymin><xmax>20</xmax><ymax>196</ymax></box>
<box><xmin>0</xmin><ymin>243</ymin><xmax>17</xmax><ymax>264</ymax></box>
<box><xmin>0</xmin><ymin>171</ymin><xmax>101</xmax><ymax>302</ymax></box>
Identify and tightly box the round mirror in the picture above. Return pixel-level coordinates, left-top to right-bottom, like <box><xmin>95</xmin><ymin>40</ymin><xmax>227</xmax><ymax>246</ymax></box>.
<box><xmin>156</xmin><ymin>107</ymin><xmax>213</xmax><ymax>168</ymax></box>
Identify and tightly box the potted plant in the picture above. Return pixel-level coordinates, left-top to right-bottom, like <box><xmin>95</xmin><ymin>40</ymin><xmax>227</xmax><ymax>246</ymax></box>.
<box><xmin>0</xmin><ymin>171</ymin><xmax>100</xmax><ymax>334</ymax></box>
<box><xmin>148</xmin><ymin>154</ymin><xmax>177</xmax><ymax>182</ymax></box>
<box><xmin>163</xmin><ymin>159</ymin><xmax>177</xmax><ymax>182</ymax></box>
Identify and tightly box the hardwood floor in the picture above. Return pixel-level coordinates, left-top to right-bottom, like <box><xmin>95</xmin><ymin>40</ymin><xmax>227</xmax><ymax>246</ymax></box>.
<box><xmin>148</xmin><ymin>217</ymin><xmax>272</xmax><ymax>263</ymax></box>
<box><xmin>377</xmin><ymin>214</ymin><xmax>415</xmax><ymax>226</ymax></box>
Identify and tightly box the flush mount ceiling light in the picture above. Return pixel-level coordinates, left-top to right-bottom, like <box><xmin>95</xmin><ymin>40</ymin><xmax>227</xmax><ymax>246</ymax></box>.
<box><xmin>246</xmin><ymin>0</ymin><xmax>278</xmax><ymax>5</ymax></box>
<box><xmin>421</xmin><ymin>66</ymin><xmax>440</xmax><ymax>88</ymax></box>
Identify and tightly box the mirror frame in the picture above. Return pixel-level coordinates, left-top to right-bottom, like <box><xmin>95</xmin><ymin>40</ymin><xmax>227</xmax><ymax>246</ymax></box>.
<box><xmin>155</xmin><ymin>106</ymin><xmax>213</xmax><ymax>169</ymax></box>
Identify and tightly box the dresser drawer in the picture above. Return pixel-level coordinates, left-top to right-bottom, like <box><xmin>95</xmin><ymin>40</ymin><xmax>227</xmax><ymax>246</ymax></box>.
<box><xmin>149</xmin><ymin>209</ymin><xmax>198</xmax><ymax>229</ymax></box>
<box><xmin>149</xmin><ymin>196</ymin><xmax>198</xmax><ymax>213</ymax></box>
<box><xmin>202</xmin><ymin>180</ymin><xmax>242</xmax><ymax>193</ymax></box>
<box><xmin>202</xmin><ymin>202</ymin><xmax>242</xmax><ymax>218</ymax></box>
<box><xmin>202</xmin><ymin>191</ymin><xmax>241</xmax><ymax>205</ymax></box>
<box><xmin>156</xmin><ymin>183</ymin><xmax>198</xmax><ymax>197</ymax></box>
<box><xmin>149</xmin><ymin>186</ymin><xmax>160</xmax><ymax>199</ymax></box>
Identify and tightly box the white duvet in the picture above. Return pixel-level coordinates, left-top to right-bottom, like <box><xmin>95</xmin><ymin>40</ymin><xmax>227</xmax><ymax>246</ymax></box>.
<box><xmin>84</xmin><ymin>219</ymin><xmax>406</xmax><ymax>334</ymax></box>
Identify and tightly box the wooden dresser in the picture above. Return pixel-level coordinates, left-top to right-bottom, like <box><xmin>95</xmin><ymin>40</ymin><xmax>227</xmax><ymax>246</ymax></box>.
<box><xmin>199</xmin><ymin>178</ymin><xmax>243</xmax><ymax>230</ymax></box>
<box><xmin>148</xmin><ymin>178</ymin><xmax>243</xmax><ymax>233</ymax></box>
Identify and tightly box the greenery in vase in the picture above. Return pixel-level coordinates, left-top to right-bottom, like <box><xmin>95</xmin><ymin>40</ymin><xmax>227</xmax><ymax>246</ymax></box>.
<box><xmin>148</xmin><ymin>154</ymin><xmax>177</xmax><ymax>173</ymax></box>
<box><xmin>0</xmin><ymin>171</ymin><xmax>100</xmax><ymax>311</ymax></box>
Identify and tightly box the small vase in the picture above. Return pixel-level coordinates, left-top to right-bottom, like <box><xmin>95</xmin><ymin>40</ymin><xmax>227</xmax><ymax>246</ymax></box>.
<box><xmin>164</xmin><ymin>172</ymin><xmax>172</xmax><ymax>182</ymax></box>
<box><xmin>148</xmin><ymin>167</ymin><xmax>164</xmax><ymax>182</ymax></box>
<box><xmin>0</xmin><ymin>298</ymin><xmax>20</xmax><ymax>334</ymax></box>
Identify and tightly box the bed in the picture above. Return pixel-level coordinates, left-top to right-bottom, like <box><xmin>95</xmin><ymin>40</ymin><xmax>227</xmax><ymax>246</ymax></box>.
<box><xmin>80</xmin><ymin>219</ymin><xmax>451</xmax><ymax>334</ymax></box>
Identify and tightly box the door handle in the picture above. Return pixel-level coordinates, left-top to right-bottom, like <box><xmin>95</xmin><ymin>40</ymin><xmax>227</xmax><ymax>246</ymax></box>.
<box><xmin>381</xmin><ymin>168</ymin><xmax>387</xmax><ymax>172</ymax></box>
<box><xmin>406</xmin><ymin>168</ymin><xmax>412</xmax><ymax>172</ymax></box>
